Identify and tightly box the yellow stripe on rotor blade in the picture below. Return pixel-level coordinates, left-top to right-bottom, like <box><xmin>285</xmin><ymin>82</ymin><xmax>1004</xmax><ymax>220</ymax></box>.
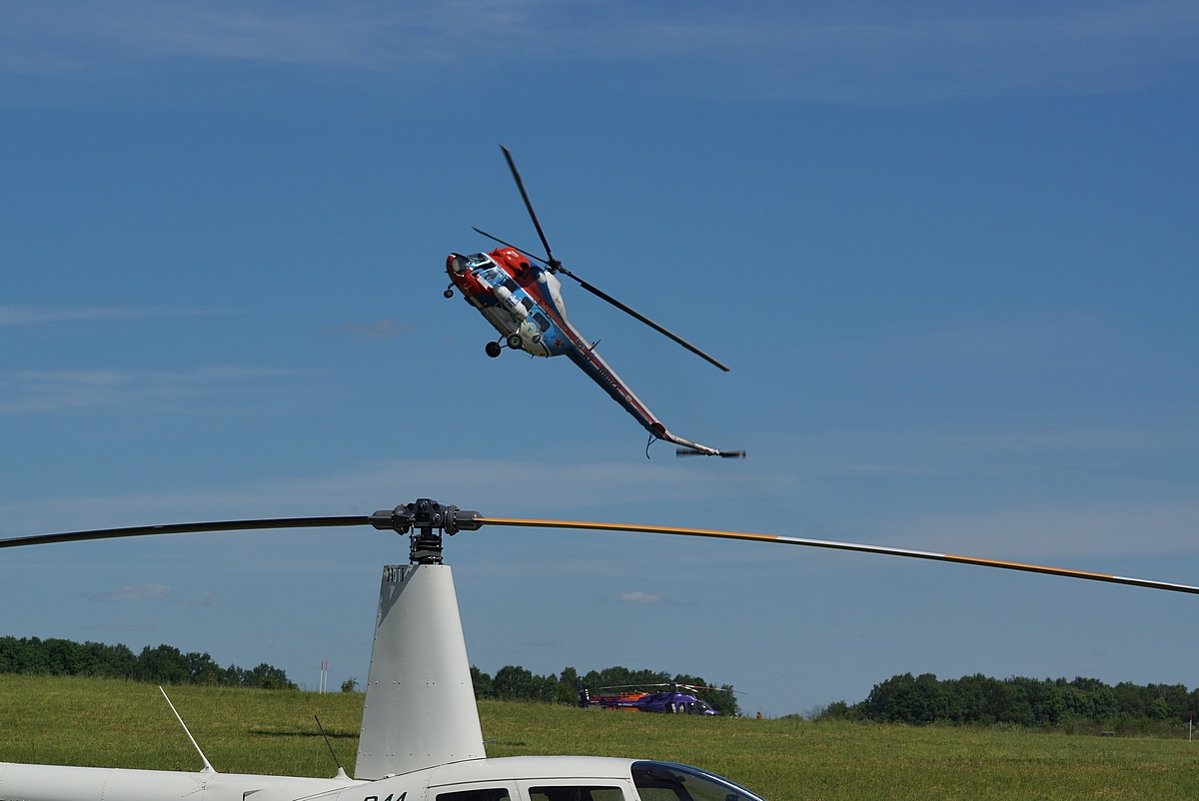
<box><xmin>943</xmin><ymin>554</ymin><xmax>1115</xmax><ymax>581</ymax></box>
<box><xmin>477</xmin><ymin>516</ymin><xmax>1199</xmax><ymax>596</ymax></box>
<box><xmin>479</xmin><ymin>517</ymin><xmax>782</xmax><ymax>544</ymax></box>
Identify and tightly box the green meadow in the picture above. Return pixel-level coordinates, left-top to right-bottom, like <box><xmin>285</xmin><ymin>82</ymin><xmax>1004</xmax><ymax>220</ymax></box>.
<box><xmin>1</xmin><ymin>676</ymin><xmax>1196</xmax><ymax>800</ymax></box>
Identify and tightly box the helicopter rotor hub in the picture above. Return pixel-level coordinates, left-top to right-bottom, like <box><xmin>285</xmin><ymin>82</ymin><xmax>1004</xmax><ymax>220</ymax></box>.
<box><xmin>368</xmin><ymin>498</ymin><xmax>482</xmax><ymax>565</ymax></box>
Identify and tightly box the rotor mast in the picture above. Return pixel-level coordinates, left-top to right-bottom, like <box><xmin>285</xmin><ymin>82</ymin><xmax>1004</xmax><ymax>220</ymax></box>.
<box><xmin>355</xmin><ymin>500</ymin><xmax>485</xmax><ymax>779</ymax></box>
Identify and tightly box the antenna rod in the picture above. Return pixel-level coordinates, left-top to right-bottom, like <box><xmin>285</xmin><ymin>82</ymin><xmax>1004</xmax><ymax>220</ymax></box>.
<box><xmin>159</xmin><ymin>686</ymin><xmax>214</xmax><ymax>773</ymax></box>
<box><xmin>314</xmin><ymin>715</ymin><xmax>347</xmax><ymax>778</ymax></box>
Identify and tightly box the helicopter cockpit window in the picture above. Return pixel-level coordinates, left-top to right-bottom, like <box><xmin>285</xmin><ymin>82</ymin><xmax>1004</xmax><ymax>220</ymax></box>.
<box><xmin>466</xmin><ymin>254</ymin><xmax>493</xmax><ymax>271</ymax></box>
<box><xmin>528</xmin><ymin>786</ymin><xmax>623</xmax><ymax>801</ymax></box>
<box><xmin>533</xmin><ymin>312</ymin><xmax>551</xmax><ymax>332</ymax></box>
<box><xmin>631</xmin><ymin>761</ymin><xmax>766</xmax><ymax>801</ymax></box>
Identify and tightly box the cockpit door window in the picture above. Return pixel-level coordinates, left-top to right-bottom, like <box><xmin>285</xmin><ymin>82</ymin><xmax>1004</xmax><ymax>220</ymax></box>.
<box><xmin>526</xmin><ymin>786</ymin><xmax>624</xmax><ymax>801</ymax></box>
<box><xmin>436</xmin><ymin>786</ymin><xmax>513</xmax><ymax>801</ymax></box>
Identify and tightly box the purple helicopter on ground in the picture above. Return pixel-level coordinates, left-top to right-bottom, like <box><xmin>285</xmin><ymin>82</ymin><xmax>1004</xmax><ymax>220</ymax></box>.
<box><xmin>578</xmin><ymin>683</ymin><xmax>725</xmax><ymax>715</ymax></box>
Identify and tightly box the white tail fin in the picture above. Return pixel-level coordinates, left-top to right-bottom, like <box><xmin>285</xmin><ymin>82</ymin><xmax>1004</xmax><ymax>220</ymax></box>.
<box><xmin>353</xmin><ymin>563</ymin><xmax>485</xmax><ymax>779</ymax></box>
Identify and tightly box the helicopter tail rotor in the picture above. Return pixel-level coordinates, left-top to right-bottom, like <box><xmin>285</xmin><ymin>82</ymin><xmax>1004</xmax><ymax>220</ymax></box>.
<box><xmin>676</xmin><ymin>446</ymin><xmax>747</xmax><ymax>459</ymax></box>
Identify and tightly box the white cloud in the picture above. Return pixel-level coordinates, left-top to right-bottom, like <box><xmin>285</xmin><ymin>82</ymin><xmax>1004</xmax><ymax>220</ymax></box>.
<box><xmin>884</xmin><ymin>499</ymin><xmax>1199</xmax><ymax>562</ymax></box>
<box><xmin>0</xmin><ymin>305</ymin><xmax>238</xmax><ymax>326</ymax></box>
<box><xmin>0</xmin><ymin>0</ymin><xmax>538</xmax><ymax>72</ymax></box>
<box><xmin>0</xmin><ymin>364</ymin><xmax>310</xmax><ymax>414</ymax></box>
<box><xmin>0</xmin><ymin>456</ymin><xmax>785</xmax><ymax>569</ymax></box>
<box><xmin>97</xmin><ymin>583</ymin><xmax>171</xmax><ymax>601</ymax></box>
<box><xmin>332</xmin><ymin>320</ymin><xmax>412</xmax><ymax>340</ymax></box>
<box><xmin>618</xmin><ymin>591</ymin><xmax>697</xmax><ymax>607</ymax></box>
<box><xmin>2</xmin><ymin>2</ymin><xmax>1196</xmax><ymax>102</ymax></box>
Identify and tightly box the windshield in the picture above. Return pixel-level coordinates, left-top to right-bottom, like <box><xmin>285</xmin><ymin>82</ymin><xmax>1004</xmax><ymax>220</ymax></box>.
<box><xmin>631</xmin><ymin>761</ymin><xmax>766</xmax><ymax>801</ymax></box>
<box><xmin>467</xmin><ymin>253</ymin><xmax>494</xmax><ymax>270</ymax></box>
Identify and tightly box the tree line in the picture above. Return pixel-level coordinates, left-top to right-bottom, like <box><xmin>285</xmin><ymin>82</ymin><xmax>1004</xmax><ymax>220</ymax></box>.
<box><xmin>1</xmin><ymin>636</ymin><xmax>733</xmax><ymax>710</ymax></box>
<box><xmin>816</xmin><ymin>672</ymin><xmax>1198</xmax><ymax>732</ymax></box>
<box><xmin>0</xmin><ymin>636</ymin><xmax>295</xmax><ymax>689</ymax></box>
<box><xmin>471</xmin><ymin>664</ymin><xmax>740</xmax><ymax>715</ymax></box>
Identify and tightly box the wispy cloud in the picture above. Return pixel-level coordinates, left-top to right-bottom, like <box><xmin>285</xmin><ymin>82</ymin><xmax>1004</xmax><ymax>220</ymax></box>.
<box><xmin>186</xmin><ymin>591</ymin><xmax>235</xmax><ymax>608</ymax></box>
<box><xmin>0</xmin><ymin>305</ymin><xmax>239</xmax><ymax>326</ymax></box>
<box><xmin>633</xmin><ymin>2</ymin><xmax>1199</xmax><ymax>102</ymax></box>
<box><xmin>0</xmin><ymin>456</ymin><xmax>786</xmax><ymax>541</ymax></box>
<box><xmin>0</xmin><ymin>364</ymin><xmax>310</xmax><ymax>414</ymax></box>
<box><xmin>619</xmin><ymin>591</ymin><xmax>696</xmax><ymax>607</ymax></box>
<box><xmin>517</xmin><ymin>637</ymin><xmax>561</xmax><ymax>648</ymax></box>
<box><xmin>94</xmin><ymin>583</ymin><xmax>171</xmax><ymax>602</ymax></box>
<box><xmin>883</xmin><ymin>499</ymin><xmax>1199</xmax><ymax>562</ymax></box>
<box><xmin>331</xmin><ymin>320</ymin><xmax>412</xmax><ymax>340</ymax></box>
<box><xmin>0</xmin><ymin>1</ymin><xmax>538</xmax><ymax>73</ymax></box>
<box><xmin>2</xmin><ymin>2</ymin><xmax>1195</xmax><ymax>103</ymax></box>
<box><xmin>2</xmin><ymin>451</ymin><xmax>1193</xmax><ymax>577</ymax></box>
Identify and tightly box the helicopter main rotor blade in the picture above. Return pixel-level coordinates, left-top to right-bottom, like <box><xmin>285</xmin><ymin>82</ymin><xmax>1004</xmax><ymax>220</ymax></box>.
<box><xmin>494</xmin><ymin>147</ymin><xmax>730</xmax><ymax>373</ymax></box>
<box><xmin>476</xmin><ymin>516</ymin><xmax>1199</xmax><ymax>596</ymax></box>
<box><xmin>0</xmin><ymin>516</ymin><xmax>373</xmax><ymax>549</ymax></box>
<box><xmin>554</xmin><ymin>267</ymin><xmax>731</xmax><ymax>372</ymax></box>
<box><xmin>474</xmin><ymin>223</ymin><xmax>730</xmax><ymax>372</ymax></box>
<box><xmin>501</xmin><ymin>145</ymin><xmax>559</xmax><ymax>268</ymax></box>
<box><xmin>472</xmin><ymin>227</ymin><xmax>548</xmax><ymax>265</ymax></box>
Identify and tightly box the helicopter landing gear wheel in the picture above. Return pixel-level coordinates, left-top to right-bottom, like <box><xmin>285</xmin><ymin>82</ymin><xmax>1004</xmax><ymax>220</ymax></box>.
<box><xmin>485</xmin><ymin>341</ymin><xmax>502</xmax><ymax>358</ymax></box>
<box><xmin>506</xmin><ymin>334</ymin><xmax>523</xmax><ymax>349</ymax></box>
<box><xmin>443</xmin><ymin>287</ymin><xmax>454</xmax><ymax>299</ymax></box>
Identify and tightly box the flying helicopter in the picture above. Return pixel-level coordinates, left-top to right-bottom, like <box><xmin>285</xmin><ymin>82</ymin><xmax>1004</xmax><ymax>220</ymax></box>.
<box><xmin>4</xmin><ymin>497</ymin><xmax>1199</xmax><ymax>801</ymax></box>
<box><xmin>444</xmin><ymin>147</ymin><xmax>744</xmax><ymax>459</ymax></box>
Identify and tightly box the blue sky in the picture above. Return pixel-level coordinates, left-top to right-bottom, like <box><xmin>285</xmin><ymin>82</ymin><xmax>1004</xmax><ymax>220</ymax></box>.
<box><xmin>2</xmin><ymin>1</ymin><xmax>1197</xmax><ymax>721</ymax></box>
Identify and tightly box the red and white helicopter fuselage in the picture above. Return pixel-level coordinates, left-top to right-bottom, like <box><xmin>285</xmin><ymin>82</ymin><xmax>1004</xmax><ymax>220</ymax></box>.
<box><xmin>445</xmin><ymin>246</ymin><xmax>742</xmax><ymax>458</ymax></box>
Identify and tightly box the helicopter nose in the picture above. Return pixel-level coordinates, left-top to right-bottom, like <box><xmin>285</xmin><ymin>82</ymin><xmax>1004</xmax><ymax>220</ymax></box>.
<box><xmin>447</xmin><ymin>253</ymin><xmax>470</xmax><ymax>275</ymax></box>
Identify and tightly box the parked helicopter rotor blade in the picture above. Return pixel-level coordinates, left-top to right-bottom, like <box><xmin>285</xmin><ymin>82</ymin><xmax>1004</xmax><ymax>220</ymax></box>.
<box><xmin>0</xmin><ymin>516</ymin><xmax>374</xmax><ymax>549</ymax></box>
<box><xmin>600</xmin><ymin>682</ymin><xmax>735</xmax><ymax>694</ymax></box>
<box><xmin>10</xmin><ymin>505</ymin><xmax>1195</xmax><ymax>596</ymax></box>
<box><xmin>475</xmin><ymin>516</ymin><xmax>1199</xmax><ymax>596</ymax></box>
<box><xmin>553</xmin><ymin>268</ymin><xmax>732</xmax><ymax>372</ymax></box>
<box><xmin>678</xmin><ymin>684</ymin><xmax>733</xmax><ymax>694</ymax></box>
<box><xmin>501</xmin><ymin>145</ymin><xmax>560</xmax><ymax>269</ymax></box>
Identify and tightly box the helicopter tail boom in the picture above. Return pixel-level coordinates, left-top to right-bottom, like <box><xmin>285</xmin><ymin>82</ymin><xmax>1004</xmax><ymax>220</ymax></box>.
<box><xmin>564</xmin><ymin>342</ymin><xmax>742</xmax><ymax>458</ymax></box>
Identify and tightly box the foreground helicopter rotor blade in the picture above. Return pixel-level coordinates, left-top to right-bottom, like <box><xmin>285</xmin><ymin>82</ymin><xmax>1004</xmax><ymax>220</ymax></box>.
<box><xmin>6</xmin><ymin>503</ymin><xmax>1196</xmax><ymax>596</ymax></box>
<box><xmin>0</xmin><ymin>515</ymin><xmax>373</xmax><ymax>549</ymax></box>
<box><xmin>0</xmin><ymin>503</ymin><xmax>486</xmax><ymax>550</ymax></box>
<box><xmin>477</xmin><ymin>516</ymin><xmax>1199</xmax><ymax>596</ymax></box>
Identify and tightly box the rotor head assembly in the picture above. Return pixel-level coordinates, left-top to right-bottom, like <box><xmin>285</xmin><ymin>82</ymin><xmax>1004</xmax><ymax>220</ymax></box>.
<box><xmin>369</xmin><ymin>498</ymin><xmax>482</xmax><ymax>564</ymax></box>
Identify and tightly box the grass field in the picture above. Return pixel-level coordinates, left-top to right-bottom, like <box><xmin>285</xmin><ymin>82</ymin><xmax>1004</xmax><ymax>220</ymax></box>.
<box><xmin>1</xmin><ymin>676</ymin><xmax>1196</xmax><ymax>800</ymax></box>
